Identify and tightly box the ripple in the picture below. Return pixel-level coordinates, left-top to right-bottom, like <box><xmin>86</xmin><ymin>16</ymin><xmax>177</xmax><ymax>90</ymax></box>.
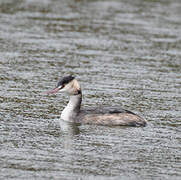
<box><xmin>0</xmin><ymin>0</ymin><xmax>181</xmax><ymax>179</ymax></box>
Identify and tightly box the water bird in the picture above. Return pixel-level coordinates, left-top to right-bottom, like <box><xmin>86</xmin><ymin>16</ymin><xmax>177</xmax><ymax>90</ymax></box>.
<box><xmin>45</xmin><ymin>76</ymin><xmax>147</xmax><ymax>127</ymax></box>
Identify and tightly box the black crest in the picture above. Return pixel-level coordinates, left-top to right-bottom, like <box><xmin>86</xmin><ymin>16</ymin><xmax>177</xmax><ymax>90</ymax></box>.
<box><xmin>56</xmin><ymin>76</ymin><xmax>75</xmax><ymax>87</ymax></box>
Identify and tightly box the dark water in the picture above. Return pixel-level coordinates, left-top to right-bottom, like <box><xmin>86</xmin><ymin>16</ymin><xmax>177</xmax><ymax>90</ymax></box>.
<box><xmin>0</xmin><ymin>0</ymin><xmax>181</xmax><ymax>179</ymax></box>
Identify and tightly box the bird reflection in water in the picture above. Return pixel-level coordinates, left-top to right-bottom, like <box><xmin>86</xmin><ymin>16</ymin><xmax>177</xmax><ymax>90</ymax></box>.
<box><xmin>59</xmin><ymin>118</ymin><xmax>80</xmax><ymax>135</ymax></box>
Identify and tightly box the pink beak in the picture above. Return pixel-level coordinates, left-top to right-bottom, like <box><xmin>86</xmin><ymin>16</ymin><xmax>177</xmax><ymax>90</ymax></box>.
<box><xmin>44</xmin><ymin>87</ymin><xmax>60</xmax><ymax>95</ymax></box>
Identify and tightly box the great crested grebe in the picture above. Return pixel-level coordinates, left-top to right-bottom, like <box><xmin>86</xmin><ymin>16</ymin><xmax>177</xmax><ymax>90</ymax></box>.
<box><xmin>45</xmin><ymin>76</ymin><xmax>147</xmax><ymax>127</ymax></box>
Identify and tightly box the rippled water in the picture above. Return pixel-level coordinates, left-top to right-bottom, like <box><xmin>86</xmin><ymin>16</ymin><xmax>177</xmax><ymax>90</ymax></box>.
<box><xmin>0</xmin><ymin>0</ymin><xmax>181</xmax><ymax>179</ymax></box>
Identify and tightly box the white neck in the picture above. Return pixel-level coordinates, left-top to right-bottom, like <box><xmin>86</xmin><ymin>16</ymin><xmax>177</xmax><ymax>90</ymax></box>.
<box><xmin>61</xmin><ymin>94</ymin><xmax>82</xmax><ymax>122</ymax></box>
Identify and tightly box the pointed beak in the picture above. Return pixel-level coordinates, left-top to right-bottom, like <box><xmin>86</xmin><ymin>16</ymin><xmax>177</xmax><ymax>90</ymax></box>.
<box><xmin>44</xmin><ymin>87</ymin><xmax>60</xmax><ymax>95</ymax></box>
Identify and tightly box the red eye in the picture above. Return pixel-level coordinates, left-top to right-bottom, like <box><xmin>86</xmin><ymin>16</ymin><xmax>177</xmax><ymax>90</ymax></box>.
<box><xmin>60</xmin><ymin>84</ymin><xmax>65</xmax><ymax>89</ymax></box>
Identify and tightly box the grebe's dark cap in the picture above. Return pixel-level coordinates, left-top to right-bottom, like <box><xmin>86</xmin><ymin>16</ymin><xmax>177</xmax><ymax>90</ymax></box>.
<box><xmin>57</xmin><ymin>76</ymin><xmax>75</xmax><ymax>87</ymax></box>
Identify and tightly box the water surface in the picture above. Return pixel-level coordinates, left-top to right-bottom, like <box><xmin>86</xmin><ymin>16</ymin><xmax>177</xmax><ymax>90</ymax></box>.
<box><xmin>0</xmin><ymin>0</ymin><xmax>181</xmax><ymax>179</ymax></box>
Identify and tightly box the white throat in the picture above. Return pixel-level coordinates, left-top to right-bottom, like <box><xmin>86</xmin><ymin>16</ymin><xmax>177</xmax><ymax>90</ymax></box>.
<box><xmin>61</xmin><ymin>94</ymin><xmax>82</xmax><ymax>122</ymax></box>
